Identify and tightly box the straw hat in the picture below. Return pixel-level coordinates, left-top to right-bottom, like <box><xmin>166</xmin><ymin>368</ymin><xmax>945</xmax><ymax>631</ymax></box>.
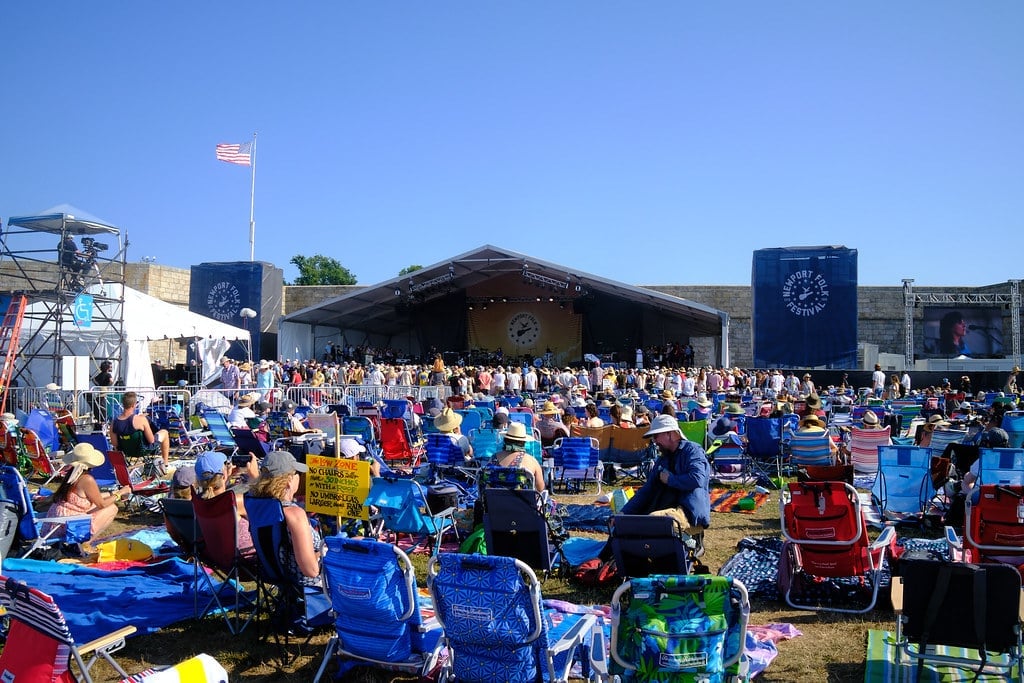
<box><xmin>696</xmin><ymin>395</ymin><xmax>713</xmax><ymax>408</ymax></box>
<box><xmin>237</xmin><ymin>394</ymin><xmax>255</xmax><ymax>408</ymax></box>
<box><xmin>45</xmin><ymin>383</ymin><xmax>60</xmax><ymax>391</ymax></box>
<box><xmin>660</xmin><ymin>389</ymin><xmax>676</xmax><ymax>401</ymax></box>
<box><xmin>620</xmin><ymin>406</ymin><xmax>634</xmax><ymax>421</ymax></box>
<box><xmin>805</xmin><ymin>394</ymin><xmax>822</xmax><ymax>410</ymax></box>
<box><xmin>434</xmin><ymin>408</ymin><xmax>463</xmax><ymax>433</ymax></box>
<box><xmin>503</xmin><ymin>422</ymin><xmax>534</xmax><ymax>443</ymax></box>
<box><xmin>800</xmin><ymin>414</ymin><xmax>826</xmax><ymax>429</ymax></box>
<box><xmin>924</xmin><ymin>414</ymin><xmax>950</xmax><ymax>431</ymax></box>
<box><xmin>63</xmin><ymin>442</ymin><xmax>104</xmax><ymax>469</ymax></box>
<box><xmin>537</xmin><ymin>400</ymin><xmax>560</xmax><ymax>415</ymax></box>
<box><xmin>862</xmin><ymin>410</ymin><xmax>879</xmax><ymax>426</ymax></box>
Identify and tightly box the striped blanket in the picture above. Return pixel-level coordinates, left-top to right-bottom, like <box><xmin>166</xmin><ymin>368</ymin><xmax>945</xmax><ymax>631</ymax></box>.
<box><xmin>864</xmin><ymin>629</ymin><xmax>1020</xmax><ymax>682</ymax></box>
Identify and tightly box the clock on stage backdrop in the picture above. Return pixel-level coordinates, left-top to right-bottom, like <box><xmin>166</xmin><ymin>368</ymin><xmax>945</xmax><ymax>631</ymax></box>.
<box><xmin>752</xmin><ymin>246</ymin><xmax>858</xmax><ymax>368</ymax></box>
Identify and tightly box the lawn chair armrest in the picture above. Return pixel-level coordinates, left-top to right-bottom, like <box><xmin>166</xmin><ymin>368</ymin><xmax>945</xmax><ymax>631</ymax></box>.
<box><xmin>587</xmin><ymin>616</ymin><xmax>609</xmax><ymax>679</ymax></box>
<box><xmin>77</xmin><ymin>625</ymin><xmax>137</xmax><ymax>656</ymax></box>
<box><xmin>891</xmin><ymin>575</ymin><xmax>904</xmax><ymax>613</ymax></box>
<box><xmin>544</xmin><ymin>612</ymin><xmax>596</xmax><ymax>657</ymax></box>
<box><xmin>1019</xmin><ymin>588</ymin><xmax>1024</xmax><ymax>623</ymax></box>
<box><xmin>869</xmin><ymin>525</ymin><xmax>896</xmax><ymax>552</ymax></box>
<box><xmin>944</xmin><ymin>525</ymin><xmax>963</xmax><ymax>561</ymax></box>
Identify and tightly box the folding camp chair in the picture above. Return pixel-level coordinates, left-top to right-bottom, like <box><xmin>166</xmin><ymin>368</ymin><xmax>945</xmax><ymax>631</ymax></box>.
<box><xmin>483</xmin><ymin>487</ymin><xmax>567</xmax><ymax>578</ymax></box>
<box><xmin>974</xmin><ymin>447</ymin><xmax>1024</xmax><ymax>487</ymax></box>
<box><xmin>744</xmin><ymin>416</ymin><xmax>788</xmax><ymax>485</ymax></box>
<box><xmin>608</xmin><ymin>514</ymin><xmax>694</xmax><ymax>578</ymax></box>
<box><xmin>0</xmin><ymin>465</ymin><xmax>92</xmax><ymax>559</ymax></box>
<box><xmin>609</xmin><ymin>574</ymin><xmax>750</xmax><ymax>682</ymax></box>
<box><xmin>106</xmin><ymin>449</ymin><xmax>170</xmax><ymax>513</ymax></box>
<box><xmin>945</xmin><ymin>483</ymin><xmax>1024</xmax><ymax>567</ymax></box>
<box><xmin>150</xmin><ymin>405</ymin><xmax>212</xmax><ymax>457</ymax></box>
<box><xmin>424</xmin><ymin>432</ymin><xmax>474</xmax><ymax>482</ymax></box>
<box><xmin>230</xmin><ymin>426</ymin><xmax>272</xmax><ymax>457</ymax></box>
<box><xmin>342</xmin><ymin>416</ymin><xmax>379</xmax><ymax>454</ymax></box>
<box><xmin>191</xmin><ymin>488</ymin><xmax>258</xmax><ymax>634</ymax></box>
<box><xmin>313</xmin><ymin>536</ymin><xmax>444</xmax><ymax>681</ymax></box>
<box><xmin>892</xmin><ymin>559</ymin><xmax>1024</xmax><ymax>682</ymax></box>
<box><xmin>245</xmin><ymin>496</ymin><xmax>333</xmax><ymax>656</ymax></box>
<box><xmin>468</xmin><ymin>426</ymin><xmax>503</xmax><ymax>464</ymax></box>
<box><xmin>160</xmin><ymin>497</ymin><xmax>207</xmax><ymax>619</ymax></box>
<box><xmin>848</xmin><ymin>425</ymin><xmax>891</xmax><ymax>474</ymax></box>
<box><xmin>73</xmin><ymin>433</ymin><xmax>118</xmax><ymax>489</ymax></box>
<box><xmin>787</xmin><ymin>431</ymin><xmax>835</xmax><ymax>469</ymax></box>
<box><xmin>200</xmin><ymin>408</ymin><xmax>239</xmax><ymax>457</ymax></box>
<box><xmin>679</xmin><ymin>419</ymin><xmax>708</xmax><ymax>449</ymax></box>
<box><xmin>871</xmin><ymin>445</ymin><xmax>936</xmax><ymax>522</ymax></box>
<box><xmin>379</xmin><ymin>417</ymin><xmax>423</xmax><ymax>470</ymax></box>
<box><xmin>365</xmin><ymin>476</ymin><xmax>459</xmax><ymax>555</ymax></box>
<box><xmin>549</xmin><ymin>436</ymin><xmax>601</xmax><ymax>494</ymax></box>
<box><xmin>707</xmin><ymin>434</ymin><xmax>752</xmax><ymax>485</ymax></box>
<box><xmin>508</xmin><ymin>411</ymin><xmax>535</xmax><ymax>431</ymax></box>
<box><xmin>427</xmin><ymin>553</ymin><xmax>598</xmax><ymax>683</ymax></box>
<box><xmin>602</xmin><ymin>427</ymin><xmax>655</xmax><ymax>486</ymax></box>
<box><xmin>0</xmin><ymin>575</ymin><xmax>137</xmax><ymax>682</ymax></box>
<box><xmin>19</xmin><ymin>425</ymin><xmax>67</xmax><ymax>487</ymax></box>
<box><xmin>780</xmin><ymin>481</ymin><xmax>895</xmax><ymax>613</ymax></box>
<box><xmin>1003</xmin><ymin>411</ymin><xmax>1024</xmax><ymax>448</ymax></box>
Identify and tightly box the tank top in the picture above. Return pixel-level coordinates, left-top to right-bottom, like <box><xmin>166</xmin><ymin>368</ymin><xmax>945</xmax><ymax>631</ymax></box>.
<box><xmin>112</xmin><ymin>415</ymin><xmax>139</xmax><ymax>438</ymax></box>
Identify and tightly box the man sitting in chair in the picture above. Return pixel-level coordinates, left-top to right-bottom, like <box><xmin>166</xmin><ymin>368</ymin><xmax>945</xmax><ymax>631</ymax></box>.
<box><xmin>110</xmin><ymin>391</ymin><xmax>170</xmax><ymax>467</ymax></box>
<box><xmin>619</xmin><ymin>414</ymin><xmax>711</xmax><ymax>537</ymax></box>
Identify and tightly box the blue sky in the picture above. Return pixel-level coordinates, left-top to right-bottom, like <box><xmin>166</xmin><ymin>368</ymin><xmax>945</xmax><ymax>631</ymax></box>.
<box><xmin>2</xmin><ymin>3</ymin><xmax>1021</xmax><ymax>288</ymax></box>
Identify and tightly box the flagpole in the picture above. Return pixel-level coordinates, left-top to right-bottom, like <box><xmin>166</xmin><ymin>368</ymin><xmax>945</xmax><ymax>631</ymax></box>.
<box><xmin>249</xmin><ymin>132</ymin><xmax>257</xmax><ymax>261</ymax></box>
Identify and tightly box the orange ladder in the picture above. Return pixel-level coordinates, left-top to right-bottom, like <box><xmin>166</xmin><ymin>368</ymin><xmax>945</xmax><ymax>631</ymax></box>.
<box><xmin>0</xmin><ymin>295</ymin><xmax>27</xmax><ymax>414</ymax></box>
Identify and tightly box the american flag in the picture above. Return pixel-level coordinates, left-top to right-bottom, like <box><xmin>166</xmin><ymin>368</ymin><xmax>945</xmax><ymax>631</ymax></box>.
<box><xmin>215</xmin><ymin>141</ymin><xmax>252</xmax><ymax>166</ymax></box>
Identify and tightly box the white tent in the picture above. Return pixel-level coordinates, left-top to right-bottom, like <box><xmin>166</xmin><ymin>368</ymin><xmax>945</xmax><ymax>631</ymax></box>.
<box><xmin>18</xmin><ymin>284</ymin><xmax>250</xmax><ymax>389</ymax></box>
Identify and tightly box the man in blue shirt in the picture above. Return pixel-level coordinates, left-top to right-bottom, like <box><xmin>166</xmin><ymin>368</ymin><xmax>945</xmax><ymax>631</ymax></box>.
<box><xmin>620</xmin><ymin>414</ymin><xmax>711</xmax><ymax>535</ymax></box>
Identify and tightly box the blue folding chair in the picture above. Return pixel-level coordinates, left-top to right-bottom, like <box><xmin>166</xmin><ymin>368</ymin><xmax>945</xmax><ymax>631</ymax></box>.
<box><xmin>365</xmin><ymin>477</ymin><xmax>459</xmax><ymax>555</ymax></box>
<box><xmin>201</xmin><ymin>409</ymin><xmax>239</xmax><ymax>456</ymax></box>
<box><xmin>455</xmin><ymin>410</ymin><xmax>483</xmax><ymax>436</ymax></box>
<box><xmin>1001</xmin><ymin>411</ymin><xmax>1024</xmax><ymax>448</ymax></box>
<box><xmin>508</xmin><ymin>411</ymin><xmax>535</xmax><ymax>431</ymax></box>
<box><xmin>427</xmin><ymin>553</ymin><xmax>597</xmax><ymax>683</ymax></box>
<box><xmin>549</xmin><ymin>436</ymin><xmax>601</xmax><ymax>493</ymax></box>
<box><xmin>469</xmin><ymin>426</ymin><xmax>503</xmax><ymax>464</ymax></box>
<box><xmin>313</xmin><ymin>536</ymin><xmax>444</xmax><ymax>681</ymax></box>
<box><xmin>871</xmin><ymin>445</ymin><xmax>934</xmax><ymax>521</ymax></box>
<box><xmin>975</xmin><ymin>447</ymin><xmax>1024</xmax><ymax>486</ymax></box>
<box><xmin>245</xmin><ymin>496</ymin><xmax>333</xmax><ymax>647</ymax></box>
<box><xmin>0</xmin><ymin>465</ymin><xmax>91</xmax><ymax>559</ymax></box>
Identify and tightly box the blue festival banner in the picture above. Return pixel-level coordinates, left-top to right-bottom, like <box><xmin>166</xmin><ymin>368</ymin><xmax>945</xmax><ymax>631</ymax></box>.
<box><xmin>189</xmin><ymin>262</ymin><xmax>268</xmax><ymax>361</ymax></box>
<box><xmin>752</xmin><ymin>247</ymin><xmax>858</xmax><ymax>368</ymax></box>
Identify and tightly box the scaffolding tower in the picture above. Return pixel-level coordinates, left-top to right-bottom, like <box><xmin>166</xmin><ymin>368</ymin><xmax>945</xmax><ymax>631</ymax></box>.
<box><xmin>0</xmin><ymin>205</ymin><xmax>128</xmax><ymax>387</ymax></box>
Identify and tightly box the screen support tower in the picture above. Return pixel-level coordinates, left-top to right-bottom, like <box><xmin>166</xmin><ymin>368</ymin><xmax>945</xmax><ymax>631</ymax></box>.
<box><xmin>903</xmin><ymin>278</ymin><xmax>1021</xmax><ymax>369</ymax></box>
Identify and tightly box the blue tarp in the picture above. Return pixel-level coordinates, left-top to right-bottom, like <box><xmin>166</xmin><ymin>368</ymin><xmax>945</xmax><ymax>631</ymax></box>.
<box><xmin>2</xmin><ymin>557</ymin><xmax>219</xmax><ymax>644</ymax></box>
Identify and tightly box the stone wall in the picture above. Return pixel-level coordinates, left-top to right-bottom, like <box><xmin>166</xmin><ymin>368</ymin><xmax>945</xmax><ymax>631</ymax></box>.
<box><xmin>4</xmin><ymin>262</ymin><xmax>1014</xmax><ymax>368</ymax></box>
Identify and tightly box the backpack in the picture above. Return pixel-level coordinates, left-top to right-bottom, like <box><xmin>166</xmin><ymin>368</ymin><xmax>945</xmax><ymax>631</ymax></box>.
<box><xmin>571</xmin><ymin>558</ymin><xmax>619</xmax><ymax>587</ymax></box>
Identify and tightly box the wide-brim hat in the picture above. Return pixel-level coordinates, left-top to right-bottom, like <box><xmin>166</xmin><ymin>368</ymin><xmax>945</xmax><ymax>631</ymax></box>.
<box><xmin>63</xmin><ymin>442</ymin><xmax>105</xmax><ymax>468</ymax></box>
<box><xmin>644</xmin><ymin>414</ymin><xmax>682</xmax><ymax>438</ymax></box>
<box><xmin>45</xmin><ymin>383</ymin><xmax>60</xmax><ymax>391</ymax></box>
<box><xmin>660</xmin><ymin>389</ymin><xmax>675</xmax><ymax>400</ymax></box>
<box><xmin>710</xmin><ymin>416</ymin><xmax>736</xmax><ymax>438</ymax></box>
<box><xmin>620</xmin><ymin>406</ymin><xmax>634</xmax><ymax>421</ymax></box>
<box><xmin>723</xmin><ymin>402</ymin><xmax>745</xmax><ymax>415</ymax></box>
<box><xmin>503</xmin><ymin>421</ymin><xmax>534</xmax><ymax>443</ymax></box>
<box><xmin>862</xmin><ymin>410</ymin><xmax>879</xmax><ymax>426</ymax></box>
<box><xmin>696</xmin><ymin>396</ymin><xmax>713</xmax><ymax>408</ymax></box>
<box><xmin>805</xmin><ymin>394</ymin><xmax>822</xmax><ymax>410</ymax></box>
<box><xmin>237</xmin><ymin>394</ymin><xmax>255</xmax><ymax>408</ymax></box>
<box><xmin>800</xmin><ymin>414</ymin><xmax>826</xmax><ymax>429</ymax></box>
<box><xmin>434</xmin><ymin>408</ymin><xmax>463</xmax><ymax>433</ymax></box>
<box><xmin>537</xmin><ymin>401</ymin><xmax>559</xmax><ymax>415</ymax></box>
<box><xmin>924</xmin><ymin>414</ymin><xmax>950</xmax><ymax>430</ymax></box>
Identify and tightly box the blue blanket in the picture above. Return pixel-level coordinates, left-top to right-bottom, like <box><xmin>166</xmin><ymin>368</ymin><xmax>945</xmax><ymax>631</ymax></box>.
<box><xmin>561</xmin><ymin>504</ymin><xmax>612</xmax><ymax>532</ymax></box>
<box><xmin>2</xmin><ymin>557</ymin><xmax>222</xmax><ymax>644</ymax></box>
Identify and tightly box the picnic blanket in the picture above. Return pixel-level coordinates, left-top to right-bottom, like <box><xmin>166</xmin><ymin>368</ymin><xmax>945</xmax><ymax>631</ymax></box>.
<box><xmin>561</xmin><ymin>503</ymin><xmax>613</xmax><ymax>532</ymax></box>
<box><xmin>719</xmin><ymin>536</ymin><xmax>948</xmax><ymax>604</ymax></box>
<box><xmin>864</xmin><ymin>629</ymin><xmax>1020</xmax><ymax>682</ymax></box>
<box><xmin>710</xmin><ymin>488</ymin><xmax>770</xmax><ymax>514</ymax></box>
<box><xmin>2</xmin><ymin>557</ymin><xmax>230</xmax><ymax>644</ymax></box>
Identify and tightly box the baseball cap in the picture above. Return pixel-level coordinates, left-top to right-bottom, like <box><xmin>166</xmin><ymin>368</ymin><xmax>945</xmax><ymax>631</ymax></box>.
<box><xmin>980</xmin><ymin>428</ymin><xmax>1010</xmax><ymax>448</ymax></box>
<box><xmin>644</xmin><ymin>414</ymin><xmax>682</xmax><ymax>438</ymax></box>
<box><xmin>171</xmin><ymin>466</ymin><xmax>197</xmax><ymax>489</ymax></box>
<box><xmin>195</xmin><ymin>452</ymin><xmax>228</xmax><ymax>481</ymax></box>
<box><xmin>262</xmin><ymin>450</ymin><xmax>308</xmax><ymax>476</ymax></box>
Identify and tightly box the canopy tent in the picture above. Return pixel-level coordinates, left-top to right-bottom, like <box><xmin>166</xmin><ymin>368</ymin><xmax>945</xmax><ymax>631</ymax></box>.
<box><xmin>17</xmin><ymin>284</ymin><xmax>250</xmax><ymax>390</ymax></box>
<box><xmin>7</xmin><ymin>204</ymin><xmax>121</xmax><ymax>236</ymax></box>
<box><xmin>281</xmin><ymin>245</ymin><xmax>730</xmax><ymax>367</ymax></box>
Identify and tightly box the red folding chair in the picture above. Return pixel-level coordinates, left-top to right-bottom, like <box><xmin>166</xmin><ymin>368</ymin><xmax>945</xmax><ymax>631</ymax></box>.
<box><xmin>779</xmin><ymin>481</ymin><xmax>895</xmax><ymax>613</ymax></box>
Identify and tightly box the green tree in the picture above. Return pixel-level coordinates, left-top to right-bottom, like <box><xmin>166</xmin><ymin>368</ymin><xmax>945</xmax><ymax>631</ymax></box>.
<box><xmin>289</xmin><ymin>254</ymin><xmax>357</xmax><ymax>285</ymax></box>
<box><xmin>398</xmin><ymin>264</ymin><xmax>423</xmax><ymax>276</ymax></box>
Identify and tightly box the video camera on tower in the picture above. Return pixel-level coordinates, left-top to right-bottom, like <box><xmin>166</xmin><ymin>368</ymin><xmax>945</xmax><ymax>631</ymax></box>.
<box><xmin>80</xmin><ymin>237</ymin><xmax>109</xmax><ymax>256</ymax></box>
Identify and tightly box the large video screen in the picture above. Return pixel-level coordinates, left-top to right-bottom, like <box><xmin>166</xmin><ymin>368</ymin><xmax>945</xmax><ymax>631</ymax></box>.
<box><xmin>921</xmin><ymin>306</ymin><xmax>1004</xmax><ymax>358</ymax></box>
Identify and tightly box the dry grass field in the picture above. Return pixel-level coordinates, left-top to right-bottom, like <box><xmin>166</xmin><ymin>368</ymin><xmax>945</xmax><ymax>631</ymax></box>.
<box><xmin>57</xmin><ymin>484</ymin><xmax>908</xmax><ymax>682</ymax></box>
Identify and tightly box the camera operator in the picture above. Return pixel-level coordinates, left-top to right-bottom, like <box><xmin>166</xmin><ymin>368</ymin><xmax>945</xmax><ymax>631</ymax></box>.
<box><xmin>58</xmin><ymin>234</ymin><xmax>88</xmax><ymax>274</ymax></box>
